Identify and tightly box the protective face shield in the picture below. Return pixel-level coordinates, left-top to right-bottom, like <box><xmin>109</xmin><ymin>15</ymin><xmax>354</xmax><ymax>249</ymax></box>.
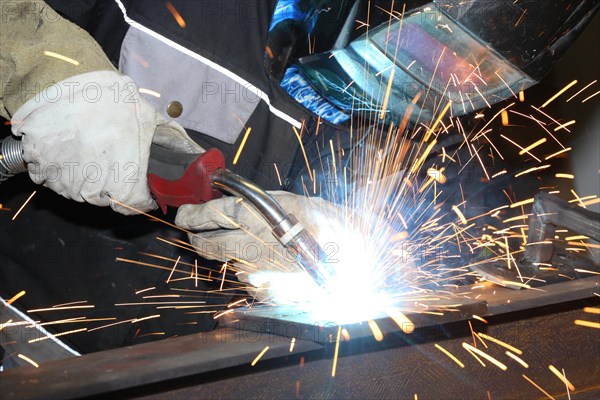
<box><xmin>266</xmin><ymin>0</ymin><xmax>600</xmax><ymax>124</ymax></box>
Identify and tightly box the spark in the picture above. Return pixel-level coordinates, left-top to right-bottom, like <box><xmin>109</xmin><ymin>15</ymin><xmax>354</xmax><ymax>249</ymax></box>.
<box><xmin>17</xmin><ymin>354</ymin><xmax>39</xmax><ymax>368</ymax></box>
<box><xmin>0</xmin><ymin>319</ymin><xmax>13</xmax><ymax>331</ymax></box>
<box><xmin>227</xmin><ymin>299</ymin><xmax>248</xmax><ymax>308</ymax></box>
<box><xmin>434</xmin><ymin>344</ymin><xmax>465</xmax><ymax>368</ymax></box>
<box><xmin>583</xmin><ymin>307</ymin><xmax>600</xmax><ymax>314</ymax></box>
<box><xmin>477</xmin><ymin>333</ymin><xmax>523</xmax><ymax>354</ymax></box>
<box><xmin>540</xmin><ymin>80</ymin><xmax>578</xmax><ymax>108</ymax></box>
<box><xmin>582</xmin><ymin>90</ymin><xmax>600</xmax><ymax>103</ymax></box>
<box><xmin>385</xmin><ymin>308</ymin><xmax>414</xmax><ymax>334</ymax></box>
<box><xmin>165</xmin><ymin>2</ymin><xmax>186</xmax><ymax>28</ymax></box>
<box><xmin>570</xmin><ymin>189</ymin><xmax>586</xmax><ymax>208</ymax></box>
<box><xmin>131</xmin><ymin>314</ymin><xmax>161</xmax><ymax>324</ymax></box>
<box><xmin>452</xmin><ymin>205</ymin><xmax>468</xmax><ymax>224</ymax></box>
<box><xmin>43</xmin><ymin>51</ymin><xmax>79</xmax><ymax>65</ymax></box>
<box><xmin>501</xmin><ymin>135</ymin><xmax>541</xmax><ymax>162</ymax></box>
<box><xmin>567</xmin><ymin>80</ymin><xmax>596</xmax><ymax>101</ymax></box>
<box><xmin>380</xmin><ymin>69</ymin><xmax>395</xmax><ymax>120</ymax></box>
<box><xmin>166</xmin><ymin>256</ymin><xmax>181</xmax><ymax>283</ymax></box>
<box><xmin>555</xmin><ymin>173</ymin><xmax>574</xmax><ymax>179</ymax></box>
<box><xmin>425</xmin><ymin>101</ymin><xmax>453</xmax><ymax>142</ymax></box>
<box><xmin>273</xmin><ymin>163</ymin><xmax>283</xmax><ymax>186</ymax></box>
<box><xmin>135</xmin><ymin>287</ymin><xmax>155</xmax><ymax>295</ymax></box>
<box><xmin>548</xmin><ymin>365</ymin><xmax>575</xmax><ymax>391</ymax></box>
<box><xmin>522</xmin><ymin>374</ymin><xmax>556</xmax><ymax>400</ymax></box>
<box><xmin>505</xmin><ymin>351</ymin><xmax>529</xmax><ymax>368</ymax></box>
<box><xmin>514</xmin><ymin>8</ymin><xmax>527</xmax><ymax>27</ymax></box>
<box><xmin>582</xmin><ymin>197</ymin><xmax>600</xmax><ymax>206</ymax></box>
<box><xmin>289</xmin><ymin>338</ymin><xmax>296</xmax><ymax>352</ymax></box>
<box><xmin>27</xmin><ymin>305</ymin><xmax>94</xmax><ymax>312</ymax></box>
<box><xmin>368</xmin><ymin>320</ymin><xmax>384</xmax><ymax>341</ymax></box>
<box><xmin>501</xmin><ymin>110</ymin><xmax>509</xmax><ymax>126</ymax></box>
<box><xmin>233</xmin><ymin>127</ymin><xmax>252</xmax><ymax>165</ymax></box>
<box><xmin>545</xmin><ymin>147</ymin><xmax>571</xmax><ymax>160</ymax></box>
<box><xmin>518</xmin><ymin>138</ymin><xmax>547</xmax><ymax>155</ymax></box>
<box><xmin>12</xmin><ymin>191</ymin><xmax>36</xmax><ymax>221</ymax></box>
<box><xmin>515</xmin><ymin>165</ymin><xmax>551</xmax><ymax>177</ymax></box>
<box><xmin>509</xmin><ymin>198</ymin><xmax>534</xmax><ymax>208</ymax></box>
<box><xmin>293</xmin><ymin>126</ymin><xmax>314</xmax><ymax>181</ymax></box>
<box><xmin>138</xmin><ymin>88</ymin><xmax>161</xmax><ymax>98</ymax></box>
<box><xmin>553</xmin><ymin>120</ymin><xmax>575</xmax><ymax>131</ymax></box>
<box><xmin>115</xmin><ymin>301</ymin><xmax>205</xmax><ymax>306</ymax></box>
<box><xmin>220</xmin><ymin>262</ymin><xmax>227</xmax><ymax>291</ymax></box>
<box><xmin>213</xmin><ymin>309</ymin><xmax>234</xmax><ymax>319</ymax></box>
<box><xmin>251</xmin><ymin>346</ymin><xmax>270</xmax><ymax>366</ymax></box>
<box><xmin>331</xmin><ymin>326</ymin><xmax>342</xmax><ymax>377</ymax></box>
<box><xmin>464</xmin><ymin>344</ymin><xmax>486</xmax><ymax>367</ymax></box>
<box><xmin>6</xmin><ymin>290</ymin><xmax>26</xmax><ymax>305</ymax></box>
<box><xmin>462</xmin><ymin>342</ymin><xmax>508</xmax><ymax>371</ymax></box>
<box><xmin>472</xmin><ymin>315</ymin><xmax>488</xmax><ymax>324</ymax></box>
<box><xmin>574</xmin><ymin>320</ymin><xmax>600</xmax><ymax>329</ymax></box>
<box><xmin>28</xmin><ymin>328</ymin><xmax>87</xmax><ymax>343</ymax></box>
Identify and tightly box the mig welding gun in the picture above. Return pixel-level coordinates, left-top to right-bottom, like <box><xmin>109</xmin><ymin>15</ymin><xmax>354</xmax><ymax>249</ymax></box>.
<box><xmin>0</xmin><ymin>136</ymin><xmax>329</xmax><ymax>287</ymax></box>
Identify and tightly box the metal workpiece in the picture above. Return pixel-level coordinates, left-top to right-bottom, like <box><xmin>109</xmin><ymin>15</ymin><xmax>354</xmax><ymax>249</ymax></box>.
<box><xmin>226</xmin><ymin>298</ymin><xmax>488</xmax><ymax>344</ymax></box>
<box><xmin>0</xmin><ymin>136</ymin><xmax>27</xmax><ymax>183</ymax></box>
<box><xmin>211</xmin><ymin>169</ymin><xmax>330</xmax><ymax>286</ymax></box>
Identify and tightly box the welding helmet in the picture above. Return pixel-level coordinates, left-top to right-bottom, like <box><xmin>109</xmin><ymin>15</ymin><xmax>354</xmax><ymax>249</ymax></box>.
<box><xmin>266</xmin><ymin>0</ymin><xmax>600</xmax><ymax>125</ymax></box>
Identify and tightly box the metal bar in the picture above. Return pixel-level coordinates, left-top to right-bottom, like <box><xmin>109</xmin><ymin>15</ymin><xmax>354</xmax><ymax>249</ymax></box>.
<box><xmin>0</xmin><ymin>328</ymin><xmax>322</xmax><ymax>399</ymax></box>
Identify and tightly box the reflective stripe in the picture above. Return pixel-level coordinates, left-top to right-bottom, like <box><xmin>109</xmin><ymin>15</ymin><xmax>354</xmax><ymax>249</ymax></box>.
<box><xmin>0</xmin><ymin>297</ymin><xmax>81</xmax><ymax>357</ymax></box>
<box><xmin>113</xmin><ymin>0</ymin><xmax>302</xmax><ymax>129</ymax></box>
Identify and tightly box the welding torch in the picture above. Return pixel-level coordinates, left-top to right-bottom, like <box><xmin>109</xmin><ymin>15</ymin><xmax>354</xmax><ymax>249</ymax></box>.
<box><xmin>0</xmin><ymin>135</ymin><xmax>329</xmax><ymax>287</ymax></box>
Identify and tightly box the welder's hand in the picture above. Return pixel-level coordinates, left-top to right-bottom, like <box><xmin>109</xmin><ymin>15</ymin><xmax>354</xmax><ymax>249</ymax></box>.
<box><xmin>10</xmin><ymin>71</ymin><xmax>203</xmax><ymax>215</ymax></box>
<box><xmin>175</xmin><ymin>191</ymin><xmax>332</xmax><ymax>296</ymax></box>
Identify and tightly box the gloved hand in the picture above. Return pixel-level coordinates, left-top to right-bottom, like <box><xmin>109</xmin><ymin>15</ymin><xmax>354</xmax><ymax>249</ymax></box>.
<box><xmin>175</xmin><ymin>191</ymin><xmax>333</xmax><ymax>298</ymax></box>
<box><xmin>10</xmin><ymin>70</ymin><xmax>203</xmax><ymax>215</ymax></box>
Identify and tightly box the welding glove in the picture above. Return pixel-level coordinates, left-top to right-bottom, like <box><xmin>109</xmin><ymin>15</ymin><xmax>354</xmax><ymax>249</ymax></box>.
<box><xmin>1</xmin><ymin>1</ymin><xmax>202</xmax><ymax>214</ymax></box>
<box><xmin>175</xmin><ymin>192</ymin><xmax>333</xmax><ymax>298</ymax></box>
<box><xmin>11</xmin><ymin>71</ymin><xmax>203</xmax><ymax>215</ymax></box>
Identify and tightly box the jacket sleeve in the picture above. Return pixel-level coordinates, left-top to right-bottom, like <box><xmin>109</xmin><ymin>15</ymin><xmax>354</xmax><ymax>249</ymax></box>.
<box><xmin>0</xmin><ymin>0</ymin><xmax>116</xmax><ymax>118</ymax></box>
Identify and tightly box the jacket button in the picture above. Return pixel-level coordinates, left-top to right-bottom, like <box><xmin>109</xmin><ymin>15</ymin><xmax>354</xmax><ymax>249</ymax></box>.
<box><xmin>167</xmin><ymin>101</ymin><xmax>183</xmax><ymax>118</ymax></box>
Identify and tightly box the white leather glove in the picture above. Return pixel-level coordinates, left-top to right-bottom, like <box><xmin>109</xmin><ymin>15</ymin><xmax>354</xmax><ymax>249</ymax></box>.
<box><xmin>175</xmin><ymin>191</ymin><xmax>334</xmax><ymax>300</ymax></box>
<box><xmin>10</xmin><ymin>71</ymin><xmax>203</xmax><ymax>215</ymax></box>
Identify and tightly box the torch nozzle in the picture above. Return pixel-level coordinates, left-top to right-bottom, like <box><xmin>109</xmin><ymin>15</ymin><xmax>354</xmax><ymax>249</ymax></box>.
<box><xmin>211</xmin><ymin>169</ymin><xmax>331</xmax><ymax>287</ymax></box>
